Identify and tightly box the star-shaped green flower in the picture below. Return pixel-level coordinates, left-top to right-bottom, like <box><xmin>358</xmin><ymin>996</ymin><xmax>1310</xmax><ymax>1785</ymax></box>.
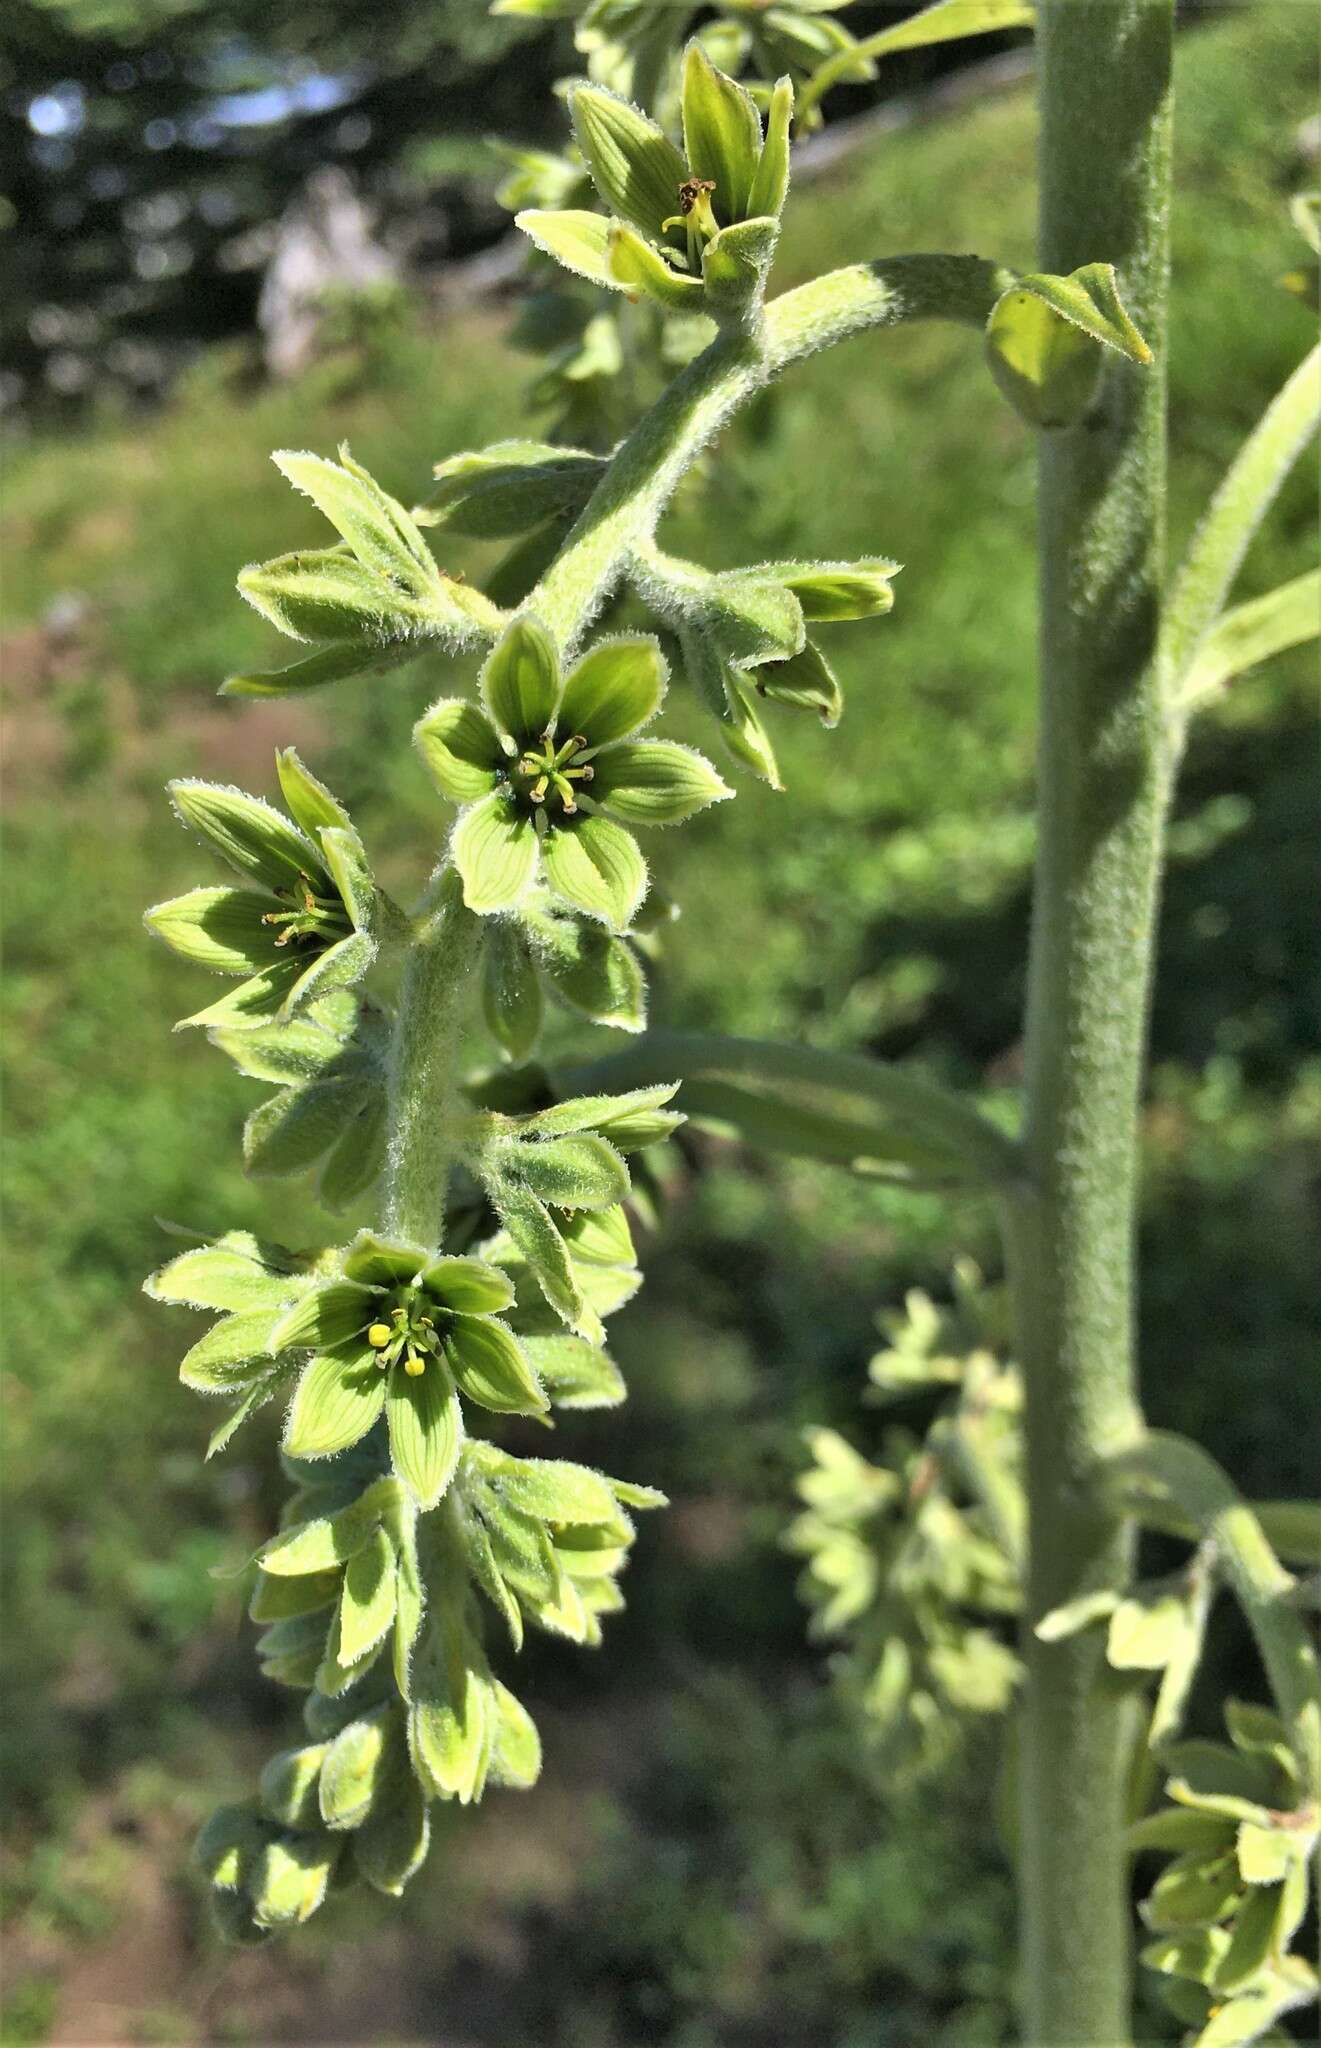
<box><xmin>268</xmin><ymin>1233</ymin><xmax>545</xmax><ymax>1509</ymax></box>
<box><xmin>145</xmin><ymin>749</ymin><xmax>382</xmax><ymax>1031</ymax></box>
<box><xmin>415</xmin><ymin>618</ymin><xmax>729</xmax><ymax>931</ymax></box>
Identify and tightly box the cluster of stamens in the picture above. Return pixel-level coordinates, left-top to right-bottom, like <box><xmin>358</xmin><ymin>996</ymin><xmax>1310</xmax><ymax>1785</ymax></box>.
<box><xmin>366</xmin><ymin>1292</ymin><xmax>447</xmax><ymax>1377</ymax></box>
<box><xmin>509</xmin><ymin>729</ymin><xmax>596</xmax><ymax>818</ymax></box>
<box><xmin>262</xmin><ymin>870</ymin><xmax>352</xmax><ymax>950</ymax></box>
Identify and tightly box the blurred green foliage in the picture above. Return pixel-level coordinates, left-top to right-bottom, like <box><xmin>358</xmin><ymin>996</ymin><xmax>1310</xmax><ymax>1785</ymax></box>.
<box><xmin>2</xmin><ymin>8</ymin><xmax>1318</xmax><ymax>2041</ymax></box>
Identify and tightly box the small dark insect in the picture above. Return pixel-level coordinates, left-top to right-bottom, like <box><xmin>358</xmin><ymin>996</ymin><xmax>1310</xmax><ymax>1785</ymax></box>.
<box><xmin>676</xmin><ymin>177</ymin><xmax>716</xmax><ymax>216</ymax></box>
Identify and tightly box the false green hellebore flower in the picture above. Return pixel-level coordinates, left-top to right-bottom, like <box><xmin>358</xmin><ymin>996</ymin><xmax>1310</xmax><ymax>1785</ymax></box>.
<box><xmin>146</xmin><ymin>750</ymin><xmax>386</xmax><ymax>1031</ymax></box>
<box><xmin>415</xmin><ymin>618</ymin><xmax>729</xmax><ymax>931</ymax></box>
<box><xmin>269</xmin><ymin>1233</ymin><xmax>544</xmax><ymax>1509</ymax></box>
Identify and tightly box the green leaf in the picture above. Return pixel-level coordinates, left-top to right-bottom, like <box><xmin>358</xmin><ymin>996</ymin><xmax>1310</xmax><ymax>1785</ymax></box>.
<box><xmin>386</xmin><ymin>1361</ymin><xmax>463</xmax><ymax>1509</ymax></box>
<box><xmin>221</xmin><ymin>641</ymin><xmax>417</xmax><ymax>700</ymax></box>
<box><xmin>427</xmin><ymin>439</ymin><xmax>605</xmax><ymax>539</ymax></box>
<box><xmin>145</xmin><ymin>886</ymin><xmax>285</xmax><ymax>975</ymax></box>
<box><xmin>238</xmin><ymin>547</ymin><xmax>423</xmax><ymax>644</ymax></box>
<box><xmin>283</xmin><ymin>1348</ymin><xmax>387</xmax><ymax>1460</ymax></box>
<box><xmin>334</xmin><ymin>1526</ymin><xmax>398</xmax><ymax>1667</ymax></box>
<box><xmin>542</xmin><ymin>814</ymin><xmax>646</xmax><ymax>930</ymax></box>
<box><xmin>259</xmin><ymin>1744</ymin><xmax>327</xmax><ymax>1830</ymax></box>
<box><xmin>756</xmin><ymin>640</ymin><xmax>843</xmax><ymax>726</ymax></box>
<box><xmin>682</xmin><ymin>41</ymin><xmax>762</xmax><ymax>225</ymax></box>
<box><xmin>318</xmin><ymin>1706</ymin><xmax>394</xmax><ymax>1831</ymax></box>
<box><xmin>446</xmin><ymin>1317</ymin><xmax>547</xmax><ymax>1415</ymax></box>
<box><xmin>747</xmin><ymin>75</ymin><xmax>793</xmax><ymax>220</ymax></box>
<box><xmin>482</xmin><ymin>919</ymin><xmax>544</xmax><ymax>1062</ymax></box>
<box><xmin>522</xmin><ymin>1334</ymin><xmax>627</xmax><ymax>1410</ymax></box>
<box><xmin>526</xmin><ymin>905</ymin><xmax>646</xmax><ymax>1031</ymax></box>
<box><xmin>608</xmin><ymin>222</ymin><xmax>707</xmax><ymax>309</ymax></box>
<box><xmin>1179</xmin><ymin>571</ymin><xmax>1320</xmax><ymax>712</ymax></box>
<box><xmin>559</xmin><ymin>636</ymin><xmax>667</xmax><ymax>746</ymax></box>
<box><xmin>591</xmin><ymin>740</ymin><xmax>731</xmax><ymax>824</ymax></box>
<box><xmin>986</xmin><ymin>262</ymin><xmax>1150</xmax><ymax>429</ymax></box>
<box><xmin>275</xmin><ymin>748</ymin><xmax>352</xmax><ymax>838</ymax></box>
<box><xmin>500</xmin><ymin>1131</ymin><xmax>630</xmax><ymax>1211</ymax></box>
<box><xmin>488</xmin><ymin>1682</ymin><xmax>542</xmax><ymax>1789</ymax></box>
<box><xmin>514</xmin><ymin>209</ymin><xmax>623</xmax><ymax>290</ymax></box>
<box><xmin>798</xmin><ymin>0</ymin><xmax>1034</xmax><ymax>120</ymax></box>
<box><xmin>770</xmin><ymin>557</ymin><xmax>899</xmax><ymax>622</ymax></box>
<box><xmin>179</xmin><ymin>1308</ymin><xmax>285</xmax><ymax>1393</ymax></box>
<box><xmin>169</xmin><ymin>780</ymin><xmax>325</xmax><ymax>894</ymax></box>
<box><xmin>453</xmin><ymin>794</ymin><xmax>539</xmax><ymax>916</ymax></box>
<box><xmin>570</xmin><ymin>86</ymin><xmax>688</xmax><ymax>243</ymax></box>
<box><xmin>481</xmin><ymin>615</ymin><xmax>561</xmax><ymax>741</ymax></box>
<box><xmin>701</xmin><ymin>216</ymin><xmax>780</xmax><ymax>316</ymax></box>
<box><xmin>272</xmin><ymin>448</ymin><xmax>436</xmax><ymax>600</ymax></box>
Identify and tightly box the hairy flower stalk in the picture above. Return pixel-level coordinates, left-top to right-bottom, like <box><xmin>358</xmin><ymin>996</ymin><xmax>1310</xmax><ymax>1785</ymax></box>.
<box><xmin>146</xmin><ymin>4</ymin><xmax>1321</xmax><ymax>2023</ymax></box>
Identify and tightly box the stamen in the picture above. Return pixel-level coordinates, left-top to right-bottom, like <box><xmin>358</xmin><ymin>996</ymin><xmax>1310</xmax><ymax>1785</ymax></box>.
<box><xmin>368</xmin><ymin>1324</ymin><xmax>392</xmax><ymax>1349</ymax></box>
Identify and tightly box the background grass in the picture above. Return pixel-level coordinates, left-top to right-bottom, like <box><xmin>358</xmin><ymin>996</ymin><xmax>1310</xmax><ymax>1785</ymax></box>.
<box><xmin>2</xmin><ymin>9</ymin><xmax>1318</xmax><ymax>2042</ymax></box>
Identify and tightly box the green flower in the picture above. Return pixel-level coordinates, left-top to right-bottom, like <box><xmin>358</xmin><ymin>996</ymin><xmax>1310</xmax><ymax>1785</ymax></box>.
<box><xmin>146</xmin><ymin>750</ymin><xmax>385</xmax><ymax>1031</ymax></box>
<box><xmin>415</xmin><ymin>618</ymin><xmax>729</xmax><ymax>930</ymax></box>
<box><xmin>268</xmin><ymin>1233</ymin><xmax>545</xmax><ymax>1509</ymax></box>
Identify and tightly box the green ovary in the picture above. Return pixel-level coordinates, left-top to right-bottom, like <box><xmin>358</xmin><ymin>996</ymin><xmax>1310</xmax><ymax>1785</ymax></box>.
<box><xmin>365</xmin><ymin>1290</ymin><xmax>448</xmax><ymax>1378</ymax></box>
<box><xmin>508</xmin><ymin>731</ymin><xmax>596</xmax><ymax>818</ymax></box>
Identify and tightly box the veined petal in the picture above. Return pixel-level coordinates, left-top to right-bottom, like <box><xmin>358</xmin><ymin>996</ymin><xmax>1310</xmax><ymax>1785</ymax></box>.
<box><xmin>557</xmin><ymin>635</ymin><xmax>666</xmax><ymax>746</ymax></box>
<box><xmin>445</xmin><ymin>1318</ymin><xmax>547</xmax><ymax>1415</ymax></box>
<box><xmin>168</xmin><ymin>779</ymin><xmax>328</xmax><ymax>894</ymax></box>
<box><xmin>589</xmin><ymin>740</ymin><xmax>731</xmax><ymax>824</ymax></box>
<box><xmin>414</xmin><ymin>698</ymin><xmax>504</xmax><ymax>803</ymax></box>
<box><xmin>542</xmin><ymin>815</ymin><xmax>646</xmax><ymax>930</ymax></box>
<box><xmin>282</xmin><ymin>931</ymin><xmax>376</xmax><ymax>1017</ymax></box>
<box><xmin>386</xmin><ymin>1359</ymin><xmax>463</xmax><ymax>1509</ymax></box>
<box><xmin>419</xmin><ymin>1256</ymin><xmax>516</xmax><ymax>1315</ymax></box>
<box><xmin>284</xmin><ymin>1347</ymin><xmax>387</xmax><ymax>1460</ymax></box>
<box><xmin>480</xmin><ymin>616</ymin><xmax>560</xmax><ymax>743</ymax></box>
<box><xmin>341</xmin><ymin>1234</ymin><xmax>429</xmax><ymax>1289</ymax></box>
<box><xmin>452</xmin><ymin>793</ymin><xmax>539</xmax><ymax>916</ymax></box>
<box><xmin>145</xmin><ymin>886</ymin><xmax>285</xmax><ymax>975</ymax></box>
<box><xmin>269</xmin><ymin>1280</ymin><xmax>376</xmax><ymax>1354</ymax></box>
<box><xmin>176</xmin><ymin>959</ymin><xmax>307</xmax><ymax>1032</ymax></box>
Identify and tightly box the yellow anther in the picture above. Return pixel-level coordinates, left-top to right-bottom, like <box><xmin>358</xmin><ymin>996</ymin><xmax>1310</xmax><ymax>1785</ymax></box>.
<box><xmin>367</xmin><ymin>1323</ymin><xmax>392</xmax><ymax>1348</ymax></box>
<box><xmin>403</xmin><ymin>1352</ymin><xmax>426</xmax><ymax>1377</ymax></box>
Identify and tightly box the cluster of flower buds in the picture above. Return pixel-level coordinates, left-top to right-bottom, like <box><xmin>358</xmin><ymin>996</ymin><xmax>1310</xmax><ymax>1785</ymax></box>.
<box><xmin>786</xmin><ymin>1268</ymin><xmax>1024</xmax><ymax>1778</ymax></box>
<box><xmin>1131</xmin><ymin>1703</ymin><xmax>1319</xmax><ymax>2043</ymax></box>
<box><xmin>192</xmin><ymin>1435</ymin><xmax>661</xmax><ymax>1939</ymax></box>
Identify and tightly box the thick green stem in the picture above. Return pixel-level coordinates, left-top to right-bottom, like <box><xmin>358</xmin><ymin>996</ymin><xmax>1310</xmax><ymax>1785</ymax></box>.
<box><xmin>383</xmin><ymin>869</ymin><xmax>482</xmax><ymax>1246</ymax></box>
<box><xmin>529</xmin><ymin>255</ymin><xmax>1014</xmax><ymax>657</ymax></box>
<box><xmin>1002</xmin><ymin>5</ymin><xmax>1174</xmax><ymax>2042</ymax></box>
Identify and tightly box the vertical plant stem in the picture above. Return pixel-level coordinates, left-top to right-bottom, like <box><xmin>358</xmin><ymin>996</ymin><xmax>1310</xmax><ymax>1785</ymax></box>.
<box><xmin>1002</xmin><ymin>4</ymin><xmax>1174</xmax><ymax>2042</ymax></box>
<box><xmin>384</xmin><ymin>868</ymin><xmax>482</xmax><ymax>1246</ymax></box>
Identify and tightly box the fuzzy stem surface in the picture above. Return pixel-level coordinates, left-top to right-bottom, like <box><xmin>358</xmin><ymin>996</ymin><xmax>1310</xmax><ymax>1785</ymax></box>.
<box><xmin>1002</xmin><ymin>4</ymin><xmax>1174</xmax><ymax>2041</ymax></box>
<box><xmin>383</xmin><ymin>870</ymin><xmax>482</xmax><ymax>1246</ymax></box>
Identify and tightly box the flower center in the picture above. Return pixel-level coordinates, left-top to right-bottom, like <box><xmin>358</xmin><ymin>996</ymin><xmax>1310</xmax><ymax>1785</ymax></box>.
<box><xmin>508</xmin><ymin>729</ymin><xmax>595</xmax><ymax>817</ymax></box>
<box><xmin>262</xmin><ymin>870</ymin><xmax>352</xmax><ymax>950</ymax></box>
<box><xmin>365</xmin><ymin>1290</ymin><xmax>447</xmax><ymax>1376</ymax></box>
